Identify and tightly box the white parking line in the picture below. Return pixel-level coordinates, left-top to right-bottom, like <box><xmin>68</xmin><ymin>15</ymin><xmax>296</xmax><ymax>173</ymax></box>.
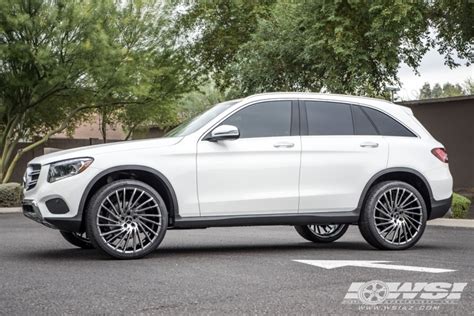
<box><xmin>294</xmin><ymin>260</ymin><xmax>456</xmax><ymax>273</ymax></box>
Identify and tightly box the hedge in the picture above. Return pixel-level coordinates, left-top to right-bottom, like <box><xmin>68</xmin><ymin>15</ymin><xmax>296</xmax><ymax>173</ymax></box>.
<box><xmin>0</xmin><ymin>183</ymin><xmax>23</xmax><ymax>207</ymax></box>
<box><xmin>452</xmin><ymin>193</ymin><xmax>471</xmax><ymax>219</ymax></box>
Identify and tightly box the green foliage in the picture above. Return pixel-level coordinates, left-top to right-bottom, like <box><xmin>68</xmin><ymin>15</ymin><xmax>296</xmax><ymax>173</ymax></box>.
<box><xmin>418</xmin><ymin>81</ymin><xmax>470</xmax><ymax>99</ymax></box>
<box><xmin>174</xmin><ymin>0</ymin><xmax>276</xmax><ymax>88</ymax></box>
<box><xmin>174</xmin><ymin>82</ymin><xmax>235</xmax><ymax>122</ymax></box>
<box><xmin>429</xmin><ymin>0</ymin><xmax>473</xmax><ymax>68</ymax></box>
<box><xmin>452</xmin><ymin>193</ymin><xmax>472</xmax><ymax>219</ymax></box>
<box><xmin>0</xmin><ymin>0</ymin><xmax>195</xmax><ymax>181</ymax></box>
<box><xmin>176</xmin><ymin>0</ymin><xmax>473</xmax><ymax>96</ymax></box>
<box><xmin>0</xmin><ymin>183</ymin><xmax>22</xmax><ymax>207</ymax></box>
<box><xmin>463</xmin><ymin>78</ymin><xmax>474</xmax><ymax>95</ymax></box>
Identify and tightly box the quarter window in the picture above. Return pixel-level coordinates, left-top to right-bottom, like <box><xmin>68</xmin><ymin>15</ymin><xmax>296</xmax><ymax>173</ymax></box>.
<box><xmin>221</xmin><ymin>101</ymin><xmax>292</xmax><ymax>138</ymax></box>
<box><xmin>305</xmin><ymin>101</ymin><xmax>353</xmax><ymax>135</ymax></box>
<box><xmin>362</xmin><ymin>107</ymin><xmax>415</xmax><ymax>137</ymax></box>
<box><xmin>352</xmin><ymin>105</ymin><xmax>378</xmax><ymax>135</ymax></box>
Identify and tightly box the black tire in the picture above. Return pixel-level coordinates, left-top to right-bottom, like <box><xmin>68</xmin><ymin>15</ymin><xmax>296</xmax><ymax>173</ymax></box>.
<box><xmin>295</xmin><ymin>224</ymin><xmax>349</xmax><ymax>243</ymax></box>
<box><xmin>86</xmin><ymin>180</ymin><xmax>168</xmax><ymax>259</ymax></box>
<box><xmin>60</xmin><ymin>231</ymin><xmax>94</xmax><ymax>249</ymax></box>
<box><xmin>358</xmin><ymin>181</ymin><xmax>427</xmax><ymax>250</ymax></box>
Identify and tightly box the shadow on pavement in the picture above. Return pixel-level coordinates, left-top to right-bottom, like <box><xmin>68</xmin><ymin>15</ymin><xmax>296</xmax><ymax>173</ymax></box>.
<box><xmin>7</xmin><ymin>240</ymin><xmax>456</xmax><ymax>262</ymax></box>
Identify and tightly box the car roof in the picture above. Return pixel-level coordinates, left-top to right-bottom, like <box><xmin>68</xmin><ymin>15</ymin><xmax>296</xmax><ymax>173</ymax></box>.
<box><xmin>241</xmin><ymin>92</ymin><xmax>393</xmax><ymax>108</ymax></box>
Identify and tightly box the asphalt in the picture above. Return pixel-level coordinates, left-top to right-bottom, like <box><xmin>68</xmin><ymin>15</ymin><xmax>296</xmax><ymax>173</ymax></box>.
<box><xmin>1</xmin><ymin>213</ymin><xmax>473</xmax><ymax>315</ymax></box>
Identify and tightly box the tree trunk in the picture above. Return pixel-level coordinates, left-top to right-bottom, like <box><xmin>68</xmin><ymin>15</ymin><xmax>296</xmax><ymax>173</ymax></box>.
<box><xmin>1</xmin><ymin>105</ymin><xmax>97</xmax><ymax>183</ymax></box>
<box><xmin>124</xmin><ymin>124</ymin><xmax>138</xmax><ymax>141</ymax></box>
<box><xmin>100</xmin><ymin>106</ymin><xmax>108</xmax><ymax>143</ymax></box>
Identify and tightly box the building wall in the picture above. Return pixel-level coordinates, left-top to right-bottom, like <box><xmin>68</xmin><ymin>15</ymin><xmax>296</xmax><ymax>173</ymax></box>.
<box><xmin>53</xmin><ymin>114</ymin><xmax>126</xmax><ymax>140</ymax></box>
<box><xmin>400</xmin><ymin>96</ymin><xmax>474</xmax><ymax>189</ymax></box>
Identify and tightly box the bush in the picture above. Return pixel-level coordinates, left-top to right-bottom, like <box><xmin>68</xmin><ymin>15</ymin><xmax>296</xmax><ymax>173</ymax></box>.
<box><xmin>0</xmin><ymin>183</ymin><xmax>23</xmax><ymax>207</ymax></box>
<box><xmin>451</xmin><ymin>193</ymin><xmax>471</xmax><ymax>219</ymax></box>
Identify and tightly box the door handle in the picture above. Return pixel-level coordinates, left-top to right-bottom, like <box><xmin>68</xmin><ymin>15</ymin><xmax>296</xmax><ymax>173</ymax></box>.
<box><xmin>273</xmin><ymin>142</ymin><xmax>295</xmax><ymax>148</ymax></box>
<box><xmin>360</xmin><ymin>142</ymin><xmax>379</xmax><ymax>148</ymax></box>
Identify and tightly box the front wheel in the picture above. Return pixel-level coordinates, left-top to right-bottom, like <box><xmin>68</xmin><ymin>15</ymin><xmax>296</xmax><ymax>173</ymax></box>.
<box><xmin>295</xmin><ymin>224</ymin><xmax>349</xmax><ymax>243</ymax></box>
<box><xmin>86</xmin><ymin>180</ymin><xmax>168</xmax><ymax>259</ymax></box>
<box><xmin>60</xmin><ymin>231</ymin><xmax>94</xmax><ymax>249</ymax></box>
<box><xmin>358</xmin><ymin>181</ymin><xmax>427</xmax><ymax>250</ymax></box>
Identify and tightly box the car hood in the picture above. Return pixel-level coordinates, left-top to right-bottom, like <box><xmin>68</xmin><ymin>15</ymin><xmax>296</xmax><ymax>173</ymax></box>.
<box><xmin>29</xmin><ymin>137</ymin><xmax>183</xmax><ymax>165</ymax></box>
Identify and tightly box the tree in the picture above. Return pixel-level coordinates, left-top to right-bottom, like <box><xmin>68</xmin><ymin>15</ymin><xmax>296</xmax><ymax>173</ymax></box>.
<box><xmin>463</xmin><ymin>78</ymin><xmax>474</xmax><ymax>95</ymax></box>
<box><xmin>419</xmin><ymin>83</ymin><xmax>432</xmax><ymax>99</ymax></box>
<box><xmin>0</xmin><ymin>0</ymin><xmax>194</xmax><ymax>183</ymax></box>
<box><xmin>442</xmin><ymin>83</ymin><xmax>464</xmax><ymax>97</ymax></box>
<box><xmin>431</xmin><ymin>84</ymin><xmax>443</xmax><ymax>98</ymax></box>
<box><xmin>176</xmin><ymin>0</ymin><xmax>473</xmax><ymax>96</ymax></box>
<box><xmin>174</xmin><ymin>0</ymin><xmax>276</xmax><ymax>89</ymax></box>
<box><xmin>173</xmin><ymin>82</ymin><xmax>233</xmax><ymax>122</ymax></box>
<box><xmin>419</xmin><ymin>81</ymin><xmax>470</xmax><ymax>99</ymax></box>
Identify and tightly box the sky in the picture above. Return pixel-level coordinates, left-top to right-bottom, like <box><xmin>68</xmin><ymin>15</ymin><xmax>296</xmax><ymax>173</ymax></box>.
<box><xmin>397</xmin><ymin>48</ymin><xmax>473</xmax><ymax>101</ymax></box>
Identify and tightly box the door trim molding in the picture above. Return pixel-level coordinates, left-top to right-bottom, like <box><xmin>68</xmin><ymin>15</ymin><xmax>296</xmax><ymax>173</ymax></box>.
<box><xmin>173</xmin><ymin>211</ymin><xmax>358</xmax><ymax>229</ymax></box>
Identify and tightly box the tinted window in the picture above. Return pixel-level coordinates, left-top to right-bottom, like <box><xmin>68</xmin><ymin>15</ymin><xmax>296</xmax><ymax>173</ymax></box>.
<box><xmin>221</xmin><ymin>101</ymin><xmax>292</xmax><ymax>138</ymax></box>
<box><xmin>362</xmin><ymin>107</ymin><xmax>415</xmax><ymax>137</ymax></box>
<box><xmin>305</xmin><ymin>101</ymin><xmax>353</xmax><ymax>135</ymax></box>
<box><xmin>352</xmin><ymin>105</ymin><xmax>378</xmax><ymax>135</ymax></box>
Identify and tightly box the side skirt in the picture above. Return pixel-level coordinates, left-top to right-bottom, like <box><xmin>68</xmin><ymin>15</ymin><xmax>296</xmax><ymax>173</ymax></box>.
<box><xmin>172</xmin><ymin>211</ymin><xmax>359</xmax><ymax>229</ymax></box>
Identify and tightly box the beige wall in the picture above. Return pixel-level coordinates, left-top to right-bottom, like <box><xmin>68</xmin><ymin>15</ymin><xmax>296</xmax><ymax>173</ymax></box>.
<box><xmin>53</xmin><ymin>114</ymin><xmax>126</xmax><ymax>140</ymax></box>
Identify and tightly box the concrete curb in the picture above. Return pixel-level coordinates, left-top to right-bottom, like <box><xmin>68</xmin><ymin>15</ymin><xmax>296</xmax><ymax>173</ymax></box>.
<box><xmin>0</xmin><ymin>207</ymin><xmax>21</xmax><ymax>214</ymax></box>
<box><xmin>427</xmin><ymin>218</ymin><xmax>474</xmax><ymax>228</ymax></box>
<box><xmin>1</xmin><ymin>207</ymin><xmax>473</xmax><ymax>228</ymax></box>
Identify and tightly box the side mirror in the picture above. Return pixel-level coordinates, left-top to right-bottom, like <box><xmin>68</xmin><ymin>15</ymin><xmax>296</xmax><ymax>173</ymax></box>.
<box><xmin>207</xmin><ymin>125</ymin><xmax>240</xmax><ymax>142</ymax></box>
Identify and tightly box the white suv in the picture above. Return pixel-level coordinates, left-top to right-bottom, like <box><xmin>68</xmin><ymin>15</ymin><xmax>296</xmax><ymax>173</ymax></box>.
<box><xmin>23</xmin><ymin>93</ymin><xmax>453</xmax><ymax>259</ymax></box>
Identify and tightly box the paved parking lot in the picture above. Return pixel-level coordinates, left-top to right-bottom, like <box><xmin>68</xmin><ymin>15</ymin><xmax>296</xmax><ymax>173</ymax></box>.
<box><xmin>1</xmin><ymin>213</ymin><xmax>473</xmax><ymax>315</ymax></box>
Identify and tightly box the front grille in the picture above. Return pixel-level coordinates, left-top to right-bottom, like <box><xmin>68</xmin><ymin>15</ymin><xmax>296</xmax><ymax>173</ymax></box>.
<box><xmin>23</xmin><ymin>164</ymin><xmax>41</xmax><ymax>191</ymax></box>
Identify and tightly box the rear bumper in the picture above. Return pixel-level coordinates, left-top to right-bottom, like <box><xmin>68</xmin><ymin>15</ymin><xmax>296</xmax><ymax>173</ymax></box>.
<box><xmin>429</xmin><ymin>195</ymin><xmax>452</xmax><ymax>220</ymax></box>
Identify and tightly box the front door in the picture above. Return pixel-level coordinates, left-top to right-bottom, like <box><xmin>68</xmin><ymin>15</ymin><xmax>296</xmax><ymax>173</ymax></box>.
<box><xmin>197</xmin><ymin>100</ymin><xmax>301</xmax><ymax>216</ymax></box>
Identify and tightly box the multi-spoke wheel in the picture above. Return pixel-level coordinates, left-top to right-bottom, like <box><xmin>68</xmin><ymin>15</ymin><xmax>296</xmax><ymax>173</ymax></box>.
<box><xmin>295</xmin><ymin>223</ymin><xmax>349</xmax><ymax>243</ymax></box>
<box><xmin>86</xmin><ymin>180</ymin><xmax>168</xmax><ymax>259</ymax></box>
<box><xmin>60</xmin><ymin>231</ymin><xmax>94</xmax><ymax>249</ymax></box>
<box><xmin>359</xmin><ymin>181</ymin><xmax>427</xmax><ymax>250</ymax></box>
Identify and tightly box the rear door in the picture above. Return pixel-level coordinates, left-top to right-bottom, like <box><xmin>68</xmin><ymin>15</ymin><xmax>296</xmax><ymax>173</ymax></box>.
<box><xmin>299</xmin><ymin>101</ymin><xmax>389</xmax><ymax>213</ymax></box>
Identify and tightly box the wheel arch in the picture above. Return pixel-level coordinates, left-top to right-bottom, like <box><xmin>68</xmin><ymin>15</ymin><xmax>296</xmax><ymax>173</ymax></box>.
<box><xmin>78</xmin><ymin>165</ymin><xmax>178</xmax><ymax>230</ymax></box>
<box><xmin>357</xmin><ymin>168</ymin><xmax>433</xmax><ymax>218</ymax></box>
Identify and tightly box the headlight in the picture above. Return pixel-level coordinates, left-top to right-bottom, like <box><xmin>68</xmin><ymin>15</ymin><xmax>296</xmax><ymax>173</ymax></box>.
<box><xmin>48</xmin><ymin>158</ymin><xmax>94</xmax><ymax>183</ymax></box>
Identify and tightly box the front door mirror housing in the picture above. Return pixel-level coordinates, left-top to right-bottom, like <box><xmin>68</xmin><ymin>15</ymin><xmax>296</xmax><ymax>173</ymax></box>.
<box><xmin>206</xmin><ymin>125</ymin><xmax>240</xmax><ymax>142</ymax></box>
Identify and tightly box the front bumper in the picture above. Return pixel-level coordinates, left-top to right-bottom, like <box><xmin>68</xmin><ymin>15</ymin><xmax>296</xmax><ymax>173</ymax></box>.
<box><xmin>22</xmin><ymin>200</ymin><xmax>55</xmax><ymax>229</ymax></box>
<box><xmin>22</xmin><ymin>199</ymin><xmax>82</xmax><ymax>232</ymax></box>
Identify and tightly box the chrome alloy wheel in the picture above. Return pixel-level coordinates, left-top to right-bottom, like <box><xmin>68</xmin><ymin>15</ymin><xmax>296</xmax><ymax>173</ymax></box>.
<box><xmin>308</xmin><ymin>224</ymin><xmax>345</xmax><ymax>238</ymax></box>
<box><xmin>96</xmin><ymin>188</ymin><xmax>163</xmax><ymax>254</ymax></box>
<box><xmin>373</xmin><ymin>187</ymin><xmax>423</xmax><ymax>245</ymax></box>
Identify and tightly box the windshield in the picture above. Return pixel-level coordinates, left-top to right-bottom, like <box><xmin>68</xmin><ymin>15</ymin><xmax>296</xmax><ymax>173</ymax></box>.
<box><xmin>166</xmin><ymin>99</ymin><xmax>241</xmax><ymax>137</ymax></box>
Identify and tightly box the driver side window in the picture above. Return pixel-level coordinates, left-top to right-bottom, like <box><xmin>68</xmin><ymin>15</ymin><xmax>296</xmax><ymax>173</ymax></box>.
<box><xmin>221</xmin><ymin>101</ymin><xmax>292</xmax><ymax>139</ymax></box>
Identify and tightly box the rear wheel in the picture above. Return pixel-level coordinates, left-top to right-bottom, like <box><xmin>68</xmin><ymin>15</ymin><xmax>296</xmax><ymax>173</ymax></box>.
<box><xmin>59</xmin><ymin>231</ymin><xmax>93</xmax><ymax>249</ymax></box>
<box><xmin>358</xmin><ymin>181</ymin><xmax>427</xmax><ymax>250</ymax></box>
<box><xmin>86</xmin><ymin>180</ymin><xmax>168</xmax><ymax>259</ymax></box>
<box><xmin>295</xmin><ymin>224</ymin><xmax>349</xmax><ymax>243</ymax></box>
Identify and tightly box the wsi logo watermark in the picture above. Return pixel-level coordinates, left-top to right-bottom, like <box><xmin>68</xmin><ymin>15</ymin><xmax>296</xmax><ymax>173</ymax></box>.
<box><xmin>343</xmin><ymin>280</ymin><xmax>467</xmax><ymax>311</ymax></box>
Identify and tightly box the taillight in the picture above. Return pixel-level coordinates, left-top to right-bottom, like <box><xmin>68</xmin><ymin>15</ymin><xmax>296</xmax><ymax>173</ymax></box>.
<box><xmin>431</xmin><ymin>148</ymin><xmax>448</xmax><ymax>163</ymax></box>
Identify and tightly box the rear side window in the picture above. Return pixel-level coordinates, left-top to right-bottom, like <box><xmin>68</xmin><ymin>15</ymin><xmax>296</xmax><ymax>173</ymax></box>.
<box><xmin>221</xmin><ymin>101</ymin><xmax>292</xmax><ymax>138</ymax></box>
<box><xmin>362</xmin><ymin>107</ymin><xmax>415</xmax><ymax>137</ymax></box>
<box><xmin>305</xmin><ymin>101</ymin><xmax>353</xmax><ymax>135</ymax></box>
<box><xmin>352</xmin><ymin>105</ymin><xmax>378</xmax><ymax>135</ymax></box>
